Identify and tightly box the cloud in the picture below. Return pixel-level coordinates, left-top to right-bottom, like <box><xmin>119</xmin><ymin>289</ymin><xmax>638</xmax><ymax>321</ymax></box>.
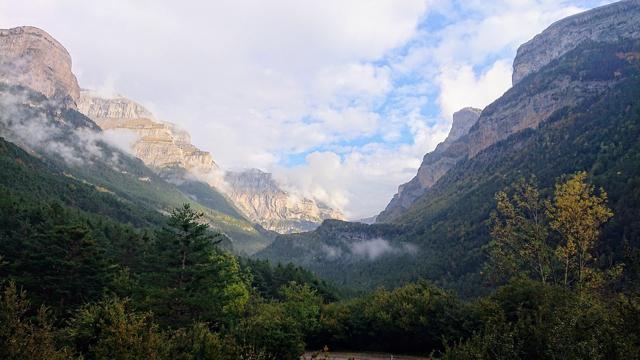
<box><xmin>437</xmin><ymin>60</ymin><xmax>512</xmax><ymax>119</ymax></box>
<box><xmin>350</xmin><ymin>238</ymin><xmax>418</xmax><ymax>260</ymax></box>
<box><xmin>0</xmin><ymin>89</ymin><xmax>132</xmax><ymax>168</ymax></box>
<box><xmin>100</xmin><ymin>129</ymin><xmax>138</xmax><ymax>154</ymax></box>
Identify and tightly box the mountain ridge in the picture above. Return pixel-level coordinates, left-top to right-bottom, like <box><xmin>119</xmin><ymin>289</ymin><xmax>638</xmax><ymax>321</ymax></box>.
<box><xmin>377</xmin><ymin>0</ymin><xmax>640</xmax><ymax>223</ymax></box>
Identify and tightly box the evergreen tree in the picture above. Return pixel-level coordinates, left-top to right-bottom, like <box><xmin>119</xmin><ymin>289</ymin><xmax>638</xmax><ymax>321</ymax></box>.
<box><xmin>145</xmin><ymin>204</ymin><xmax>249</xmax><ymax>327</ymax></box>
<box><xmin>5</xmin><ymin>221</ymin><xmax>109</xmax><ymax>312</ymax></box>
<box><xmin>0</xmin><ymin>282</ymin><xmax>75</xmax><ymax>359</ymax></box>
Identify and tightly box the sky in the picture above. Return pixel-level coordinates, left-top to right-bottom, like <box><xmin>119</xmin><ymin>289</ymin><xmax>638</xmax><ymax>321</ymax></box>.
<box><xmin>0</xmin><ymin>0</ymin><xmax>615</xmax><ymax>219</ymax></box>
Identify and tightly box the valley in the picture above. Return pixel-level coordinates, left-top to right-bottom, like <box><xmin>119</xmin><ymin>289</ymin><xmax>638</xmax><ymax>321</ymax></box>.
<box><xmin>1</xmin><ymin>1</ymin><xmax>640</xmax><ymax>359</ymax></box>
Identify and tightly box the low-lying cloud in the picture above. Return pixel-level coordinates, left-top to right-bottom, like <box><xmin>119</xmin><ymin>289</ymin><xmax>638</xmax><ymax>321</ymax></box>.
<box><xmin>318</xmin><ymin>237</ymin><xmax>418</xmax><ymax>262</ymax></box>
<box><xmin>349</xmin><ymin>238</ymin><xmax>418</xmax><ymax>260</ymax></box>
<box><xmin>0</xmin><ymin>89</ymin><xmax>133</xmax><ymax>168</ymax></box>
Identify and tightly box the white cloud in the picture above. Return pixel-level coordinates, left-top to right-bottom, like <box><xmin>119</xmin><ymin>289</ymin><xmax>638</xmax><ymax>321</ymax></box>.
<box><xmin>350</xmin><ymin>238</ymin><xmax>418</xmax><ymax>260</ymax></box>
<box><xmin>437</xmin><ymin>60</ymin><xmax>513</xmax><ymax>119</ymax></box>
<box><xmin>274</xmin><ymin>115</ymin><xmax>450</xmax><ymax>219</ymax></box>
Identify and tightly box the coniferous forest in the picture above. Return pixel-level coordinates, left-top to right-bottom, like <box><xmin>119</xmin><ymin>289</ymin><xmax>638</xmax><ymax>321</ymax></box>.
<box><xmin>1</xmin><ymin>167</ymin><xmax>640</xmax><ymax>359</ymax></box>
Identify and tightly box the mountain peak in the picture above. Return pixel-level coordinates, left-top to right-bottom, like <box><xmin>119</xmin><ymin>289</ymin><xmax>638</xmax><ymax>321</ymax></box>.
<box><xmin>224</xmin><ymin>169</ymin><xmax>345</xmax><ymax>233</ymax></box>
<box><xmin>0</xmin><ymin>26</ymin><xmax>80</xmax><ymax>107</ymax></box>
<box><xmin>443</xmin><ymin>107</ymin><xmax>482</xmax><ymax>148</ymax></box>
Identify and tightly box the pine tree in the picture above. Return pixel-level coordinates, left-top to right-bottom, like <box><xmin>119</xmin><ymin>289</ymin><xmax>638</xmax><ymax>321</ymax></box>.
<box><xmin>145</xmin><ymin>204</ymin><xmax>249</xmax><ymax>327</ymax></box>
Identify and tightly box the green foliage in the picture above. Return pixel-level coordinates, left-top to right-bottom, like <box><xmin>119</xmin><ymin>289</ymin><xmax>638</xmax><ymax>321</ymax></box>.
<box><xmin>279</xmin><ymin>283</ymin><xmax>322</xmax><ymax>334</ymax></box>
<box><xmin>167</xmin><ymin>322</ymin><xmax>266</xmax><ymax>360</ymax></box>
<box><xmin>241</xmin><ymin>258</ymin><xmax>340</xmax><ymax>302</ymax></box>
<box><xmin>313</xmin><ymin>282</ymin><xmax>473</xmax><ymax>355</ymax></box>
<box><xmin>487</xmin><ymin>178</ymin><xmax>553</xmax><ymax>284</ymax></box>
<box><xmin>142</xmin><ymin>204</ymin><xmax>250</xmax><ymax>328</ymax></box>
<box><xmin>488</xmin><ymin>173</ymin><xmax>615</xmax><ymax>290</ymax></box>
<box><xmin>66</xmin><ymin>297</ymin><xmax>165</xmax><ymax>360</ymax></box>
<box><xmin>441</xmin><ymin>279</ymin><xmax>640</xmax><ymax>359</ymax></box>
<box><xmin>0</xmin><ymin>198</ymin><xmax>113</xmax><ymax>314</ymax></box>
<box><xmin>0</xmin><ymin>281</ymin><xmax>75</xmax><ymax>359</ymax></box>
<box><xmin>233</xmin><ymin>298</ymin><xmax>306</xmax><ymax>360</ymax></box>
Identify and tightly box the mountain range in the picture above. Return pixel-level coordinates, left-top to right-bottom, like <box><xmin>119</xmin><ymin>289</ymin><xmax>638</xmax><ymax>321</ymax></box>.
<box><xmin>77</xmin><ymin>89</ymin><xmax>345</xmax><ymax>234</ymax></box>
<box><xmin>0</xmin><ymin>25</ymin><xmax>344</xmax><ymax>253</ymax></box>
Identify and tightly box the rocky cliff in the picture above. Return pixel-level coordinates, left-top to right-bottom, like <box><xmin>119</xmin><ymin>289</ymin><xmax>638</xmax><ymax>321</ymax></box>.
<box><xmin>0</xmin><ymin>26</ymin><xmax>80</xmax><ymax>108</ymax></box>
<box><xmin>79</xmin><ymin>91</ymin><xmax>345</xmax><ymax>233</ymax></box>
<box><xmin>225</xmin><ymin>169</ymin><xmax>345</xmax><ymax>233</ymax></box>
<box><xmin>378</xmin><ymin>0</ymin><xmax>640</xmax><ymax>223</ymax></box>
<box><xmin>513</xmin><ymin>0</ymin><xmax>640</xmax><ymax>84</ymax></box>
<box><xmin>78</xmin><ymin>90</ymin><xmax>218</xmax><ymax>173</ymax></box>
<box><xmin>377</xmin><ymin>107</ymin><xmax>481</xmax><ymax>222</ymax></box>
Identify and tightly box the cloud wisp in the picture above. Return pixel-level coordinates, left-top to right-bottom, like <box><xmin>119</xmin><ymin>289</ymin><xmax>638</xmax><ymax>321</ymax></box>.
<box><xmin>0</xmin><ymin>88</ymin><xmax>135</xmax><ymax>169</ymax></box>
<box><xmin>319</xmin><ymin>237</ymin><xmax>418</xmax><ymax>262</ymax></box>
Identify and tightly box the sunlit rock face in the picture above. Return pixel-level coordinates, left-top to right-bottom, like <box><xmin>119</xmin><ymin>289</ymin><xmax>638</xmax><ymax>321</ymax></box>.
<box><xmin>0</xmin><ymin>26</ymin><xmax>80</xmax><ymax>108</ymax></box>
<box><xmin>77</xmin><ymin>90</ymin><xmax>218</xmax><ymax>173</ymax></box>
<box><xmin>79</xmin><ymin>92</ymin><xmax>345</xmax><ymax>233</ymax></box>
<box><xmin>225</xmin><ymin>169</ymin><xmax>345</xmax><ymax>234</ymax></box>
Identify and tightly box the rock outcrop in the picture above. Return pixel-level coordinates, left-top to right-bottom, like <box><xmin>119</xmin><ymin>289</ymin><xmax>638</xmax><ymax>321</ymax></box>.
<box><xmin>512</xmin><ymin>0</ymin><xmax>640</xmax><ymax>85</ymax></box>
<box><xmin>377</xmin><ymin>107</ymin><xmax>481</xmax><ymax>222</ymax></box>
<box><xmin>378</xmin><ymin>0</ymin><xmax>640</xmax><ymax>223</ymax></box>
<box><xmin>225</xmin><ymin>169</ymin><xmax>345</xmax><ymax>234</ymax></box>
<box><xmin>0</xmin><ymin>26</ymin><xmax>80</xmax><ymax>108</ymax></box>
<box><xmin>78</xmin><ymin>90</ymin><xmax>218</xmax><ymax>173</ymax></box>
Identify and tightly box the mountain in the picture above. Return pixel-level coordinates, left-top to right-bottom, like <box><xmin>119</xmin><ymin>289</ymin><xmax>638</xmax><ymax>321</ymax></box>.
<box><xmin>225</xmin><ymin>169</ymin><xmax>346</xmax><ymax>233</ymax></box>
<box><xmin>78</xmin><ymin>91</ymin><xmax>345</xmax><ymax>234</ymax></box>
<box><xmin>257</xmin><ymin>1</ymin><xmax>640</xmax><ymax>296</ymax></box>
<box><xmin>512</xmin><ymin>0</ymin><xmax>640</xmax><ymax>85</ymax></box>
<box><xmin>378</xmin><ymin>107</ymin><xmax>481</xmax><ymax>222</ymax></box>
<box><xmin>0</xmin><ymin>26</ymin><xmax>80</xmax><ymax>108</ymax></box>
<box><xmin>379</xmin><ymin>1</ymin><xmax>640</xmax><ymax>223</ymax></box>
<box><xmin>77</xmin><ymin>90</ymin><xmax>219</xmax><ymax>174</ymax></box>
<box><xmin>0</xmin><ymin>26</ymin><xmax>268</xmax><ymax>254</ymax></box>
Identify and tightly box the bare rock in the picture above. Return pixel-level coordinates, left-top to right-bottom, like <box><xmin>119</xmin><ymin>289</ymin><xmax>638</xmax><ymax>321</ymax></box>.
<box><xmin>0</xmin><ymin>26</ymin><xmax>80</xmax><ymax>107</ymax></box>
<box><xmin>513</xmin><ymin>0</ymin><xmax>640</xmax><ymax>85</ymax></box>
<box><xmin>77</xmin><ymin>90</ymin><xmax>218</xmax><ymax>172</ymax></box>
<box><xmin>225</xmin><ymin>169</ymin><xmax>346</xmax><ymax>234</ymax></box>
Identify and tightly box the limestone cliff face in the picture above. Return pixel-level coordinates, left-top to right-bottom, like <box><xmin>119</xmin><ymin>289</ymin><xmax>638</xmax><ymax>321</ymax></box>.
<box><xmin>225</xmin><ymin>169</ymin><xmax>345</xmax><ymax>234</ymax></box>
<box><xmin>513</xmin><ymin>0</ymin><xmax>640</xmax><ymax>85</ymax></box>
<box><xmin>378</xmin><ymin>0</ymin><xmax>640</xmax><ymax>223</ymax></box>
<box><xmin>79</xmin><ymin>92</ymin><xmax>345</xmax><ymax>233</ymax></box>
<box><xmin>377</xmin><ymin>108</ymin><xmax>481</xmax><ymax>222</ymax></box>
<box><xmin>0</xmin><ymin>26</ymin><xmax>80</xmax><ymax>108</ymax></box>
<box><xmin>78</xmin><ymin>90</ymin><xmax>217</xmax><ymax>172</ymax></box>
